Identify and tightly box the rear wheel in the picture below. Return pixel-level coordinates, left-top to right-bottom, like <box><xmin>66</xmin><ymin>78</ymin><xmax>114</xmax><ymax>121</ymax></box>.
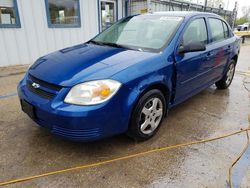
<box><xmin>215</xmin><ymin>60</ymin><xmax>236</xmax><ymax>89</ymax></box>
<box><xmin>127</xmin><ymin>89</ymin><xmax>166</xmax><ymax>141</ymax></box>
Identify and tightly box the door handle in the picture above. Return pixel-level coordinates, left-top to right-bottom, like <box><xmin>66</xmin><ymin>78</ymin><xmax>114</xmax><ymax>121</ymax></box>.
<box><xmin>206</xmin><ymin>51</ymin><xmax>215</xmax><ymax>60</ymax></box>
<box><xmin>207</xmin><ymin>52</ymin><xmax>213</xmax><ymax>56</ymax></box>
<box><xmin>226</xmin><ymin>45</ymin><xmax>232</xmax><ymax>52</ymax></box>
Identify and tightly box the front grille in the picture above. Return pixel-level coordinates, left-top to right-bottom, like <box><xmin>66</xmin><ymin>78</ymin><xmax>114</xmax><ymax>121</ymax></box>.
<box><xmin>27</xmin><ymin>83</ymin><xmax>55</xmax><ymax>99</ymax></box>
<box><xmin>27</xmin><ymin>74</ymin><xmax>62</xmax><ymax>99</ymax></box>
<box><xmin>29</xmin><ymin>74</ymin><xmax>62</xmax><ymax>91</ymax></box>
<box><xmin>52</xmin><ymin>126</ymin><xmax>101</xmax><ymax>139</ymax></box>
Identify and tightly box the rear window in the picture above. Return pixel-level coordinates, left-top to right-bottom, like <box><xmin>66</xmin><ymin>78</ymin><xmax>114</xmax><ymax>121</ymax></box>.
<box><xmin>208</xmin><ymin>18</ymin><xmax>224</xmax><ymax>42</ymax></box>
<box><xmin>222</xmin><ymin>21</ymin><xmax>229</xmax><ymax>38</ymax></box>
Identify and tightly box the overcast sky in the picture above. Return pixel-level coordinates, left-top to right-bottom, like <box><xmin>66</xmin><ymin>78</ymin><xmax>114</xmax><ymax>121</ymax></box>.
<box><xmin>224</xmin><ymin>0</ymin><xmax>250</xmax><ymax>17</ymax></box>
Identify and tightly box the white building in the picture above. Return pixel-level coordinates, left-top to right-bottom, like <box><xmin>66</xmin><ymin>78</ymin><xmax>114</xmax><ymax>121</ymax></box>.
<box><xmin>0</xmin><ymin>0</ymin><xmax>234</xmax><ymax>67</ymax></box>
<box><xmin>0</xmin><ymin>0</ymin><xmax>130</xmax><ymax>67</ymax></box>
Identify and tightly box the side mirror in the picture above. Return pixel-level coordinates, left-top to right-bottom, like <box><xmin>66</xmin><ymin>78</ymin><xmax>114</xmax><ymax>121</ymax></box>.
<box><xmin>178</xmin><ymin>41</ymin><xmax>206</xmax><ymax>54</ymax></box>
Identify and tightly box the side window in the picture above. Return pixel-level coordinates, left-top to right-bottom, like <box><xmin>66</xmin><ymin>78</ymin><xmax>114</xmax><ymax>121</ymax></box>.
<box><xmin>0</xmin><ymin>0</ymin><xmax>21</xmax><ymax>28</ymax></box>
<box><xmin>222</xmin><ymin>21</ymin><xmax>229</xmax><ymax>38</ymax></box>
<box><xmin>208</xmin><ymin>18</ymin><xmax>224</xmax><ymax>42</ymax></box>
<box><xmin>183</xmin><ymin>18</ymin><xmax>208</xmax><ymax>46</ymax></box>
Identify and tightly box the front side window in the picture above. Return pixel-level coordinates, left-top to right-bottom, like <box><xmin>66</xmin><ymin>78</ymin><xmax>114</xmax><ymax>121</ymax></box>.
<box><xmin>0</xmin><ymin>0</ymin><xmax>20</xmax><ymax>28</ymax></box>
<box><xmin>182</xmin><ymin>18</ymin><xmax>208</xmax><ymax>46</ymax></box>
<box><xmin>208</xmin><ymin>18</ymin><xmax>224</xmax><ymax>42</ymax></box>
<box><xmin>45</xmin><ymin>0</ymin><xmax>81</xmax><ymax>28</ymax></box>
<box><xmin>92</xmin><ymin>15</ymin><xmax>183</xmax><ymax>51</ymax></box>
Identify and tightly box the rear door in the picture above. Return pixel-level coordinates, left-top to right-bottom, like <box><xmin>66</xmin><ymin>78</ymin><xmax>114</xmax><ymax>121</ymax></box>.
<box><xmin>204</xmin><ymin>18</ymin><xmax>234</xmax><ymax>81</ymax></box>
<box><xmin>174</xmin><ymin>17</ymin><xmax>209</xmax><ymax>103</ymax></box>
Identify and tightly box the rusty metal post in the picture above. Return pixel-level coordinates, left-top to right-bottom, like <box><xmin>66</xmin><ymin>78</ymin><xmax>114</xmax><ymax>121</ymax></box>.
<box><xmin>242</xmin><ymin>36</ymin><xmax>245</xmax><ymax>44</ymax></box>
<box><xmin>147</xmin><ymin>0</ymin><xmax>152</xmax><ymax>13</ymax></box>
<box><xmin>204</xmin><ymin>0</ymin><xmax>207</xmax><ymax>12</ymax></box>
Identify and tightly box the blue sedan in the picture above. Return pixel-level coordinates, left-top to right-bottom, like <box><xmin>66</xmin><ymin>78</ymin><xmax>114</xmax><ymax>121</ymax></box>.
<box><xmin>18</xmin><ymin>11</ymin><xmax>240</xmax><ymax>141</ymax></box>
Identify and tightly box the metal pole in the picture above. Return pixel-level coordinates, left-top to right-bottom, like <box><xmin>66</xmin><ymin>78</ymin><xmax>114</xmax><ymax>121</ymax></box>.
<box><xmin>232</xmin><ymin>1</ymin><xmax>238</xmax><ymax>29</ymax></box>
<box><xmin>204</xmin><ymin>0</ymin><xmax>207</xmax><ymax>12</ymax></box>
<box><xmin>147</xmin><ymin>0</ymin><xmax>151</xmax><ymax>13</ymax></box>
<box><xmin>129</xmin><ymin>0</ymin><xmax>131</xmax><ymax>16</ymax></box>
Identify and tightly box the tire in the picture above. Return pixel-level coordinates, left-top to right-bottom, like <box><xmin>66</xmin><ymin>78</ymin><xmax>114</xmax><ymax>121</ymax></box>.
<box><xmin>127</xmin><ymin>89</ymin><xmax>167</xmax><ymax>141</ymax></box>
<box><xmin>215</xmin><ymin>60</ymin><xmax>236</xmax><ymax>90</ymax></box>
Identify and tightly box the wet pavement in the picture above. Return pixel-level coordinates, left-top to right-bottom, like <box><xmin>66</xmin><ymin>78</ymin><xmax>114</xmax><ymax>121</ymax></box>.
<box><xmin>0</xmin><ymin>45</ymin><xmax>250</xmax><ymax>188</ymax></box>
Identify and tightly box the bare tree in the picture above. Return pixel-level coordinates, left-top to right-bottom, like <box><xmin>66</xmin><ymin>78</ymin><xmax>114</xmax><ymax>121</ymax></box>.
<box><xmin>207</xmin><ymin>0</ymin><xmax>225</xmax><ymax>8</ymax></box>
<box><xmin>242</xmin><ymin>6</ymin><xmax>250</xmax><ymax>19</ymax></box>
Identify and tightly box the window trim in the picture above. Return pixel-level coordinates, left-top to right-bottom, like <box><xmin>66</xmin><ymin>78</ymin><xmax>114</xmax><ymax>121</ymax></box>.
<box><xmin>175</xmin><ymin>16</ymin><xmax>209</xmax><ymax>54</ymax></box>
<box><xmin>178</xmin><ymin>17</ymin><xmax>209</xmax><ymax>47</ymax></box>
<box><xmin>0</xmin><ymin>0</ymin><xmax>21</xmax><ymax>28</ymax></box>
<box><xmin>183</xmin><ymin>17</ymin><xmax>208</xmax><ymax>46</ymax></box>
<box><xmin>44</xmin><ymin>0</ymin><xmax>81</xmax><ymax>28</ymax></box>
<box><xmin>222</xmin><ymin>21</ymin><xmax>228</xmax><ymax>38</ymax></box>
<box><xmin>207</xmin><ymin>17</ymin><xmax>228</xmax><ymax>44</ymax></box>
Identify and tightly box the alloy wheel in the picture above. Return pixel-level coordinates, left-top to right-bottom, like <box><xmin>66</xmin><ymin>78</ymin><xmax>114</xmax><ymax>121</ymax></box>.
<box><xmin>139</xmin><ymin>97</ymin><xmax>163</xmax><ymax>135</ymax></box>
<box><xmin>226</xmin><ymin>63</ymin><xmax>235</xmax><ymax>86</ymax></box>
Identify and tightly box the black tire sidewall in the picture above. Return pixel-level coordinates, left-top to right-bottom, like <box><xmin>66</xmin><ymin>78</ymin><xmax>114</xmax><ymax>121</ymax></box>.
<box><xmin>128</xmin><ymin>89</ymin><xmax>166</xmax><ymax>140</ymax></box>
<box><xmin>224</xmin><ymin>60</ymin><xmax>236</xmax><ymax>87</ymax></box>
<box><xmin>216</xmin><ymin>60</ymin><xmax>236</xmax><ymax>89</ymax></box>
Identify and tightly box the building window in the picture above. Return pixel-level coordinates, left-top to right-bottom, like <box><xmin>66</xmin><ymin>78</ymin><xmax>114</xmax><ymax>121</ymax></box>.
<box><xmin>98</xmin><ymin>0</ymin><xmax>118</xmax><ymax>32</ymax></box>
<box><xmin>0</xmin><ymin>0</ymin><xmax>21</xmax><ymax>28</ymax></box>
<box><xmin>45</xmin><ymin>0</ymin><xmax>81</xmax><ymax>28</ymax></box>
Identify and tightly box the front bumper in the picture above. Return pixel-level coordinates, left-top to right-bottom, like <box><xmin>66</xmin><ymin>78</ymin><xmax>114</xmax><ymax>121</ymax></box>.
<box><xmin>17</xmin><ymin>75</ymin><xmax>130</xmax><ymax>141</ymax></box>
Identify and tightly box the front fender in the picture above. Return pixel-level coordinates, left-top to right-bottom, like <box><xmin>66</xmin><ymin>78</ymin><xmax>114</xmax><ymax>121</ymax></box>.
<box><xmin>111</xmin><ymin>53</ymin><xmax>174</xmax><ymax>130</ymax></box>
<box><xmin>114</xmin><ymin>66</ymin><xmax>173</xmax><ymax>128</ymax></box>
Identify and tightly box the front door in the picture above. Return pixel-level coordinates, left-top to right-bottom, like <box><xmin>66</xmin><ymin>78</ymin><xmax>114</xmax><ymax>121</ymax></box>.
<box><xmin>174</xmin><ymin>17</ymin><xmax>209</xmax><ymax>104</ymax></box>
<box><xmin>99</xmin><ymin>0</ymin><xmax>117</xmax><ymax>31</ymax></box>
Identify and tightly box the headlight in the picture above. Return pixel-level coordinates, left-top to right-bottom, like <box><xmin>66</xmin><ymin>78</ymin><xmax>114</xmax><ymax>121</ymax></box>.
<box><xmin>64</xmin><ymin>80</ymin><xmax>122</xmax><ymax>105</ymax></box>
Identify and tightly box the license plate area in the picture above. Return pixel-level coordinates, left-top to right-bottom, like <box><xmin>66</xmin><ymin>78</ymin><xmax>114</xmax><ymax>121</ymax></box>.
<box><xmin>21</xmin><ymin>100</ymin><xmax>36</xmax><ymax>119</ymax></box>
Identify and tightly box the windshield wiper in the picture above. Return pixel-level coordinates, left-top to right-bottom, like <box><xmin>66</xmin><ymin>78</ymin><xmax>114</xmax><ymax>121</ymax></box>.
<box><xmin>87</xmin><ymin>40</ymin><xmax>106</xmax><ymax>46</ymax></box>
<box><xmin>102</xmin><ymin>42</ymin><xmax>143</xmax><ymax>51</ymax></box>
<box><xmin>102</xmin><ymin>42</ymin><xmax>125</xmax><ymax>48</ymax></box>
<box><xmin>88</xmin><ymin>40</ymin><xmax>143</xmax><ymax>51</ymax></box>
<box><xmin>88</xmin><ymin>41</ymin><xmax>123</xmax><ymax>48</ymax></box>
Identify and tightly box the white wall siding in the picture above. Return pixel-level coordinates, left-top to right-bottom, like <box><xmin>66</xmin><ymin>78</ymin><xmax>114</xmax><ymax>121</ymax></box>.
<box><xmin>151</xmin><ymin>2</ymin><xmax>170</xmax><ymax>12</ymax></box>
<box><xmin>0</xmin><ymin>0</ymin><xmax>106</xmax><ymax>67</ymax></box>
<box><xmin>130</xmin><ymin>0</ymin><xmax>147</xmax><ymax>15</ymax></box>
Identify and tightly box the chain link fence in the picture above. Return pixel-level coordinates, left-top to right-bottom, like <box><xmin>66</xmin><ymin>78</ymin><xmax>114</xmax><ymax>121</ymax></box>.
<box><xmin>126</xmin><ymin>0</ymin><xmax>237</xmax><ymax>28</ymax></box>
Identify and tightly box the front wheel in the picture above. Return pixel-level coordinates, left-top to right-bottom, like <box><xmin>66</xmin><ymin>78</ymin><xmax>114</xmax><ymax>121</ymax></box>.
<box><xmin>127</xmin><ymin>89</ymin><xmax>166</xmax><ymax>141</ymax></box>
<box><xmin>215</xmin><ymin>60</ymin><xmax>236</xmax><ymax>89</ymax></box>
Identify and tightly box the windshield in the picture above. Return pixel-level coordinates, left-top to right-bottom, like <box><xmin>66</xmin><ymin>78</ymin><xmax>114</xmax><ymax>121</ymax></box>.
<box><xmin>92</xmin><ymin>15</ymin><xmax>183</xmax><ymax>52</ymax></box>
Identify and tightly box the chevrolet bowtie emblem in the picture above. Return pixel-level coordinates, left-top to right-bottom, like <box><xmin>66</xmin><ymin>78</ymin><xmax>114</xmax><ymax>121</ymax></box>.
<box><xmin>32</xmin><ymin>82</ymin><xmax>40</xmax><ymax>89</ymax></box>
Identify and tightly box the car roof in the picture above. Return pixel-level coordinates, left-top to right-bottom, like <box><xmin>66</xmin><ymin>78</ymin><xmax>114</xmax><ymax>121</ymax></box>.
<box><xmin>146</xmin><ymin>11</ymin><xmax>220</xmax><ymax>18</ymax></box>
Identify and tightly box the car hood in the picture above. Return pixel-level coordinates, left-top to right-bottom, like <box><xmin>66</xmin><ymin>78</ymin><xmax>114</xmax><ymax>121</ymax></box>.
<box><xmin>29</xmin><ymin>43</ymin><xmax>156</xmax><ymax>87</ymax></box>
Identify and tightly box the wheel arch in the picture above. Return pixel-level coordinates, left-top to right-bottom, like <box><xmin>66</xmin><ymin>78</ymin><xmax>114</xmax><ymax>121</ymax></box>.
<box><xmin>126</xmin><ymin>82</ymin><xmax>171</xmax><ymax>140</ymax></box>
<box><xmin>142</xmin><ymin>83</ymin><xmax>169</xmax><ymax>106</ymax></box>
<box><xmin>232</xmin><ymin>54</ymin><xmax>238</xmax><ymax>64</ymax></box>
<box><xmin>133</xmin><ymin>82</ymin><xmax>171</xmax><ymax>112</ymax></box>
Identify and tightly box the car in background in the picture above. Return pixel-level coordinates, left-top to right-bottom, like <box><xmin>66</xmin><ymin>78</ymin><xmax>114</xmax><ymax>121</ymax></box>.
<box><xmin>18</xmin><ymin>12</ymin><xmax>241</xmax><ymax>142</ymax></box>
<box><xmin>237</xmin><ymin>22</ymin><xmax>249</xmax><ymax>31</ymax></box>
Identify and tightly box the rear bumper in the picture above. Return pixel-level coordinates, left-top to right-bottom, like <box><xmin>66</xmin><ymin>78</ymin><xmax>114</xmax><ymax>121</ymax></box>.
<box><xmin>17</xmin><ymin>75</ymin><xmax>130</xmax><ymax>141</ymax></box>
